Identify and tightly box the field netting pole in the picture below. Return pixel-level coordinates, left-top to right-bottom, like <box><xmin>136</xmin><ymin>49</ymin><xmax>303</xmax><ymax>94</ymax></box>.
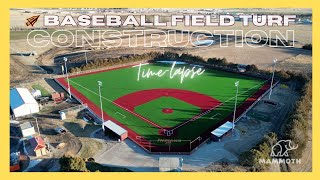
<box><xmin>268</xmin><ymin>59</ymin><xmax>277</xmax><ymax>99</ymax></box>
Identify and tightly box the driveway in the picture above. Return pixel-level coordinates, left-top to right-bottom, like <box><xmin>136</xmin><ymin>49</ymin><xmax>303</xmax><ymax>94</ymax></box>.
<box><xmin>94</xmin><ymin>130</ymin><xmax>240</xmax><ymax>172</ymax></box>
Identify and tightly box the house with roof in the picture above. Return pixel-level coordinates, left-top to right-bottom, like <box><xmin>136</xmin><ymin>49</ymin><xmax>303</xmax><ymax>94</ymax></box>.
<box><xmin>29</xmin><ymin>136</ymin><xmax>47</xmax><ymax>157</ymax></box>
<box><xmin>10</xmin><ymin>88</ymin><xmax>39</xmax><ymax>117</ymax></box>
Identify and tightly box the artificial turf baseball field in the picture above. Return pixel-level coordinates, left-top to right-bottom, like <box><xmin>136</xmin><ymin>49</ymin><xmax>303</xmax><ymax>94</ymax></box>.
<box><xmin>56</xmin><ymin>62</ymin><xmax>270</xmax><ymax>153</ymax></box>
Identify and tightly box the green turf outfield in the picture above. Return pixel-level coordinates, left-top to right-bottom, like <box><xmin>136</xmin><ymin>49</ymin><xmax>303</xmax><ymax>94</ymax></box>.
<box><xmin>69</xmin><ymin>63</ymin><xmax>266</xmax><ymax>142</ymax></box>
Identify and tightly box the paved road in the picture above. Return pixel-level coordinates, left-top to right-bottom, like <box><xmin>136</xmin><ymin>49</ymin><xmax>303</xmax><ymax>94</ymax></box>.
<box><xmin>94</xmin><ymin>130</ymin><xmax>240</xmax><ymax>172</ymax></box>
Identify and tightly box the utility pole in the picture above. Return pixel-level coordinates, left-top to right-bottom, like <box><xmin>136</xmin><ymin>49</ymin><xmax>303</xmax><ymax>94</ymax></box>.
<box><xmin>35</xmin><ymin>117</ymin><xmax>40</xmax><ymax>136</ymax></box>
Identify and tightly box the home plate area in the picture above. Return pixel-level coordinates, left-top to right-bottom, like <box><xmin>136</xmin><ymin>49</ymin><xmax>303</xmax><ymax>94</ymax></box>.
<box><xmin>114</xmin><ymin>88</ymin><xmax>221</xmax><ymax>137</ymax></box>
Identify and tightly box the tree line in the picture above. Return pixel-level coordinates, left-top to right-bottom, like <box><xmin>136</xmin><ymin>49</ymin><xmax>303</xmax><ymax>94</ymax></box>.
<box><xmin>70</xmin><ymin>52</ymin><xmax>161</xmax><ymax>73</ymax></box>
<box><xmin>59</xmin><ymin>155</ymin><xmax>131</xmax><ymax>172</ymax></box>
<box><xmin>70</xmin><ymin>51</ymin><xmax>310</xmax><ymax>90</ymax></box>
<box><xmin>238</xmin><ymin>80</ymin><xmax>311</xmax><ymax>171</ymax></box>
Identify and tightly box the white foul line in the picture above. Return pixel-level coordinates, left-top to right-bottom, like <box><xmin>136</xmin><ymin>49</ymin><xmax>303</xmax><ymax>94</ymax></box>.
<box><xmin>70</xmin><ymin>78</ymin><xmax>268</xmax><ymax>132</ymax></box>
<box><xmin>210</xmin><ymin>113</ymin><xmax>221</xmax><ymax>119</ymax></box>
<box><xmin>115</xmin><ymin>112</ymin><xmax>126</xmax><ymax>118</ymax></box>
<box><xmin>69</xmin><ymin>79</ymin><xmax>163</xmax><ymax>129</ymax></box>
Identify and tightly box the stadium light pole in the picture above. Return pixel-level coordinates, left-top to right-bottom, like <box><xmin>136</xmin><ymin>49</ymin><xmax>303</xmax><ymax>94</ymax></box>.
<box><xmin>268</xmin><ymin>59</ymin><xmax>277</xmax><ymax>99</ymax></box>
<box><xmin>98</xmin><ymin>81</ymin><xmax>104</xmax><ymax>129</ymax></box>
<box><xmin>232</xmin><ymin>81</ymin><xmax>239</xmax><ymax>130</ymax></box>
<box><xmin>84</xmin><ymin>47</ymin><xmax>88</xmax><ymax>64</ymax></box>
<box><xmin>63</xmin><ymin>57</ymin><xmax>72</xmax><ymax>99</ymax></box>
<box><xmin>61</xmin><ymin>65</ymin><xmax>64</xmax><ymax>76</ymax></box>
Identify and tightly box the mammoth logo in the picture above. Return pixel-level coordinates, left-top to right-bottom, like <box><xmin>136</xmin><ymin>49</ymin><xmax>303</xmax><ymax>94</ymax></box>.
<box><xmin>271</xmin><ymin>140</ymin><xmax>298</xmax><ymax>157</ymax></box>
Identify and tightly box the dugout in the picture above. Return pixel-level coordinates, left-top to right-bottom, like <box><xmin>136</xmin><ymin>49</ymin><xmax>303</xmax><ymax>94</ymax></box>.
<box><xmin>103</xmin><ymin>120</ymin><xmax>128</xmax><ymax>141</ymax></box>
<box><xmin>211</xmin><ymin>121</ymin><xmax>233</xmax><ymax>142</ymax></box>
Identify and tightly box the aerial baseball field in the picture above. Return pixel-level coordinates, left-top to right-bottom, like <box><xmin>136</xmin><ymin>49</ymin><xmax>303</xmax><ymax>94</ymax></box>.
<box><xmin>56</xmin><ymin>62</ymin><xmax>270</xmax><ymax>152</ymax></box>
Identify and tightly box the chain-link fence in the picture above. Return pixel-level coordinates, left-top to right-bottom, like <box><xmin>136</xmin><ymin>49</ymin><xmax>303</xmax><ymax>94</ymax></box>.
<box><xmin>58</xmin><ymin>104</ymin><xmax>87</xmax><ymax>119</ymax></box>
<box><xmin>133</xmin><ymin>135</ymin><xmax>208</xmax><ymax>154</ymax></box>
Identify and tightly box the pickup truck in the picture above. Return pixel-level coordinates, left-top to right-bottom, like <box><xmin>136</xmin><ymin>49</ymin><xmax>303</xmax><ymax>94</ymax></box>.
<box><xmin>54</xmin><ymin>127</ymin><xmax>67</xmax><ymax>135</ymax></box>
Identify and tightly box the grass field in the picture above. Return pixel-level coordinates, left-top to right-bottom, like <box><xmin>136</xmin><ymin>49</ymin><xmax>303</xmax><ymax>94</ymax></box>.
<box><xmin>66</xmin><ymin>62</ymin><xmax>266</xmax><ymax>149</ymax></box>
<box><xmin>10</xmin><ymin>27</ymin><xmax>131</xmax><ymax>40</ymax></box>
<box><xmin>32</xmin><ymin>84</ymin><xmax>50</xmax><ymax>96</ymax></box>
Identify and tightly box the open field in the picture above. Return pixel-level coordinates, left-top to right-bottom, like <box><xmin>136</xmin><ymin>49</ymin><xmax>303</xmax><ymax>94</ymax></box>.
<box><xmin>31</xmin><ymin>84</ymin><xmax>50</xmax><ymax>96</ymax></box>
<box><xmin>10</xmin><ymin>7</ymin><xmax>312</xmax><ymax>85</ymax></box>
<box><xmin>159</xmin><ymin>22</ymin><xmax>312</xmax><ymax>45</ymax></box>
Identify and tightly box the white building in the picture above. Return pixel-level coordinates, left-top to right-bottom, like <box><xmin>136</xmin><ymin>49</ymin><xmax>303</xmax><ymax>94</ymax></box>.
<box><xmin>20</xmin><ymin>121</ymin><xmax>36</xmax><ymax>137</ymax></box>
<box><xmin>31</xmin><ymin>89</ymin><xmax>41</xmax><ymax>99</ymax></box>
<box><xmin>10</xmin><ymin>88</ymin><xmax>39</xmax><ymax>117</ymax></box>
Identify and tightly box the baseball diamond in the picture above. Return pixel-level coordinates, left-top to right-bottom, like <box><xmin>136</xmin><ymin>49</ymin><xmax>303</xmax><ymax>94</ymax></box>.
<box><xmin>56</xmin><ymin>62</ymin><xmax>271</xmax><ymax>153</ymax></box>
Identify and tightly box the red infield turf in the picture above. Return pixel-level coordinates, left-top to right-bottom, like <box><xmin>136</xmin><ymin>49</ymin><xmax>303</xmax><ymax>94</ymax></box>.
<box><xmin>114</xmin><ymin>88</ymin><xmax>221</xmax><ymax>129</ymax></box>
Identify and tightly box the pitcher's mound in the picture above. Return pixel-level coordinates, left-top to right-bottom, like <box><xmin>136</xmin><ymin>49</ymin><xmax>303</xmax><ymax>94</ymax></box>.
<box><xmin>162</xmin><ymin>108</ymin><xmax>173</xmax><ymax>114</ymax></box>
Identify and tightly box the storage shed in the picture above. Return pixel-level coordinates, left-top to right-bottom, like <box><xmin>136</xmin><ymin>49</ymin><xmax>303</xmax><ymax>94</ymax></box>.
<box><xmin>19</xmin><ymin>121</ymin><xmax>36</xmax><ymax>137</ymax></box>
<box><xmin>31</xmin><ymin>89</ymin><xmax>42</xmax><ymax>98</ymax></box>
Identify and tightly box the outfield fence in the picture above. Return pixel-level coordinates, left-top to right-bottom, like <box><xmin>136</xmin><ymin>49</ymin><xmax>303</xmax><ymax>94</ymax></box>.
<box><xmin>133</xmin><ymin>135</ymin><xmax>210</xmax><ymax>154</ymax></box>
<box><xmin>53</xmin><ymin>60</ymin><xmax>149</xmax><ymax>79</ymax></box>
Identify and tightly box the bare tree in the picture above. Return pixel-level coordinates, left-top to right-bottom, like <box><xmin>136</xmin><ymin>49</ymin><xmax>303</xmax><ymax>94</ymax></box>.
<box><xmin>79</xmin><ymin>120</ymin><xmax>87</xmax><ymax>131</ymax></box>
